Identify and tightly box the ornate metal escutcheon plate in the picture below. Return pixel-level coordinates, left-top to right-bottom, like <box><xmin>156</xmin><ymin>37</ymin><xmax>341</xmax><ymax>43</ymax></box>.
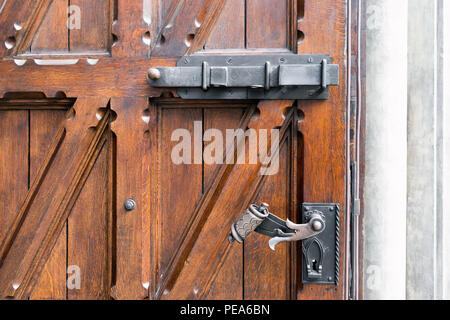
<box><xmin>301</xmin><ymin>203</ymin><xmax>340</xmax><ymax>285</ymax></box>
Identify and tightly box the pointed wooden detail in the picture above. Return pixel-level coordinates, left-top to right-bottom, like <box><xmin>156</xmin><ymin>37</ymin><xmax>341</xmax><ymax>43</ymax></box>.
<box><xmin>156</xmin><ymin>100</ymin><xmax>294</xmax><ymax>299</ymax></box>
<box><xmin>6</xmin><ymin>0</ymin><xmax>54</xmax><ymax>57</ymax></box>
<box><xmin>112</xmin><ymin>0</ymin><xmax>150</xmax><ymax>57</ymax></box>
<box><xmin>151</xmin><ymin>0</ymin><xmax>227</xmax><ymax>57</ymax></box>
<box><xmin>185</xmin><ymin>0</ymin><xmax>228</xmax><ymax>54</ymax></box>
<box><xmin>0</xmin><ymin>96</ymin><xmax>110</xmax><ymax>299</ymax></box>
<box><xmin>0</xmin><ymin>0</ymin><xmax>36</xmax><ymax>58</ymax></box>
<box><xmin>109</xmin><ymin>97</ymin><xmax>150</xmax><ymax>300</ymax></box>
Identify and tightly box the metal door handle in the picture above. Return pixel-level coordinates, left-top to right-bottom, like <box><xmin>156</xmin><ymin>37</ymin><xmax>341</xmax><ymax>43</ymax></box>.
<box><xmin>229</xmin><ymin>203</ymin><xmax>325</xmax><ymax>250</ymax></box>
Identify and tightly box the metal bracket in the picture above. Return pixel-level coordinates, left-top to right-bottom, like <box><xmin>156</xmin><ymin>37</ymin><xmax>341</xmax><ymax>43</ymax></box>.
<box><xmin>147</xmin><ymin>55</ymin><xmax>339</xmax><ymax>100</ymax></box>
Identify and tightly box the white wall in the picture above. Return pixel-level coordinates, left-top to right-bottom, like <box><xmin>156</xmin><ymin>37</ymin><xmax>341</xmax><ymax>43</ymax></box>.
<box><xmin>364</xmin><ymin>0</ymin><xmax>448</xmax><ymax>300</ymax></box>
<box><xmin>364</xmin><ymin>0</ymin><xmax>408</xmax><ymax>300</ymax></box>
<box><xmin>443</xmin><ymin>0</ymin><xmax>450</xmax><ymax>300</ymax></box>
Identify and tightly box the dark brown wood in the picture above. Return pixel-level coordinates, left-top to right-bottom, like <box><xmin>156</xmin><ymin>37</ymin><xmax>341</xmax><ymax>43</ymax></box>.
<box><xmin>296</xmin><ymin>0</ymin><xmax>347</xmax><ymax>300</ymax></box>
<box><xmin>110</xmin><ymin>97</ymin><xmax>150</xmax><ymax>300</ymax></box>
<box><xmin>29</xmin><ymin>110</ymin><xmax>67</xmax><ymax>300</ymax></box>
<box><xmin>0</xmin><ymin>97</ymin><xmax>110</xmax><ymax>299</ymax></box>
<box><xmin>203</xmin><ymin>0</ymin><xmax>245</xmax><ymax>50</ymax></box>
<box><xmin>0</xmin><ymin>111</ymin><xmax>28</xmax><ymax>249</ymax></box>
<box><xmin>246</xmin><ymin>0</ymin><xmax>288</xmax><ymax>49</ymax></box>
<box><xmin>161</xmin><ymin>100</ymin><xmax>294</xmax><ymax>299</ymax></box>
<box><xmin>0</xmin><ymin>0</ymin><xmax>352</xmax><ymax>301</ymax></box>
<box><xmin>31</xmin><ymin>0</ymin><xmax>68</xmax><ymax>54</ymax></box>
<box><xmin>70</xmin><ymin>0</ymin><xmax>111</xmax><ymax>53</ymax></box>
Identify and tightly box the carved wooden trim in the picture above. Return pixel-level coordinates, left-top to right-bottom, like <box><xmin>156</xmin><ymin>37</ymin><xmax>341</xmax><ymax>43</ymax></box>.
<box><xmin>0</xmin><ymin>96</ymin><xmax>110</xmax><ymax>299</ymax></box>
<box><xmin>157</xmin><ymin>100</ymin><xmax>294</xmax><ymax>299</ymax></box>
<box><xmin>7</xmin><ymin>0</ymin><xmax>54</xmax><ymax>57</ymax></box>
<box><xmin>109</xmin><ymin>97</ymin><xmax>150</xmax><ymax>300</ymax></box>
<box><xmin>185</xmin><ymin>0</ymin><xmax>227</xmax><ymax>54</ymax></box>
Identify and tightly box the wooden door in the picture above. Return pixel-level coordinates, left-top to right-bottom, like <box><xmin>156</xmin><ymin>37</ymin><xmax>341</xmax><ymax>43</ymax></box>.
<box><xmin>0</xmin><ymin>0</ymin><xmax>348</xmax><ymax>300</ymax></box>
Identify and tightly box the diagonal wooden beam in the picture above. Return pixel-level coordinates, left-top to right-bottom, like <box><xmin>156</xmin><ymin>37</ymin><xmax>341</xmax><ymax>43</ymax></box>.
<box><xmin>0</xmin><ymin>96</ymin><xmax>110</xmax><ymax>299</ymax></box>
<box><xmin>151</xmin><ymin>0</ymin><xmax>227</xmax><ymax>57</ymax></box>
<box><xmin>0</xmin><ymin>0</ymin><xmax>37</xmax><ymax>57</ymax></box>
<box><xmin>185</xmin><ymin>0</ymin><xmax>227</xmax><ymax>54</ymax></box>
<box><xmin>157</xmin><ymin>100</ymin><xmax>294</xmax><ymax>299</ymax></box>
<box><xmin>7</xmin><ymin>0</ymin><xmax>54</xmax><ymax>57</ymax></box>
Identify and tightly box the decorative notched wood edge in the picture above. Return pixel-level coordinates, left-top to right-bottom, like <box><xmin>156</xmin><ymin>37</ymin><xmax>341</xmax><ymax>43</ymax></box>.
<box><xmin>5</xmin><ymin>0</ymin><xmax>115</xmax><ymax>60</ymax></box>
<box><xmin>185</xmin><ymin>0</ymin><xmax>228</xmax><ymax>54</ymax></box>
<box><xmin>200</xmin><ymin>115</ymin><xmax>296</xmax><ymax>299</ymax></box>
<box><xmin>5</xmin><ymin>0</ymin><xmax>54</xmax><ymax>58</ymax></box>
<box><xmin>0</xmin><ymin>97</ymin><xmax>111</xmax><ymax>299</ymax></box>
<box><xmin>156</xmin><ymin>101</ymin><xmax>295</xmax><ymax>299</ymax></box>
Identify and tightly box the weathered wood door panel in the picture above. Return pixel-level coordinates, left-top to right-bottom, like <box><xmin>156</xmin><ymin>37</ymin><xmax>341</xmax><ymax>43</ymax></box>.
<box><xmin>0</xmin><ymin>0</ymin><xmax>348</xmax><ymax>300</ymax></box>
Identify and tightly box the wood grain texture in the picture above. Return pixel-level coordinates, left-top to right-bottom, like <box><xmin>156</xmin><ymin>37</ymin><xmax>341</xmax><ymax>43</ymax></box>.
<box><xmin>31</xmin><ymin>0</ymin><xmax>68</xmax><ymax>54</ymax></box>
<box><xmin>244</xmin><ymin>137</ymin><xmax>290</xmax><ymax>300</ymax></box>
<box><xmin>70</xmin><ymin>0</ymin><xmax>110</xmax><ymax>53</ymax></box>
<box><xmin>29</xmin><ymin>110</ymin><xmax>67</xmax><ymax>300</ymax></box>
<box><xmin>161</xmin><ymin>100</ymin><xmax>293</xmax><ymax>299</ymax></box>
<box><xmin>68</xmin><ymin>140</ymin><xmax>109</xmax><ymax>300</ymax></box>
<box><xmin>7</xmin><ymin>0</ymin><xmax>54</xmax><ymax>57</ymax></box>
<box><xmin>151</xmin><ymin>0</ymin><xmax>226</xmax><ymax>57</ymax></box>
<box><xmin>0</xmin><ymin>96</ymin><xmax>110</xmax><ymax>299</ymax></box>
<box><xmin>112</xmin><ymin>0</ymin><xmax>149</xmax><ymax>57</ymax></box>
<box><xmin>204</xmin><ymin>0</ymin><xmax>245</xmax><ymax>50</ymax></box>
<box><xmin>0</xmin><ymin>0</ymin><xmax>350</xmax><ymax>301</ymax></box>
<box><xmin>0</xmin><ymin>111</ymin><xmax>28</xmax><ymax>249</ymax></box>
<box><xmin>185</xmin><ymin>0</ymin><xmax>228</xmax><ymax>54</ymax></box>
<box><xmin>109</xmin><ymin>97</ymin><xmax>150</xmax><ymax>300</ymax></box>
<box><xmin>0</xmin><ymin>0</ymin><xmax>35</xmax><ymax>57</ymax></box>
<box><xmin>246</xmin><ymin>0</ymin><xmax>288</xmax><ymax>49</ymax></box>
<box><xmin>203</xmin><ymin>107</ymin><xmax>245</xmax><ymax>300</ymax></box>
<box><xmin>0</xmin><ymin>58</ymin><xmax>177</xmax><ymax>98</ymax></box>
<box><xmin>296</xmin><ymin>0</ymin><xmax>347</xmax><ymax>300</ymax></box>
<box><xmin>159</xmin><ymin>107</ymin><xmax>203</xmax><ymax>277</ymax></box>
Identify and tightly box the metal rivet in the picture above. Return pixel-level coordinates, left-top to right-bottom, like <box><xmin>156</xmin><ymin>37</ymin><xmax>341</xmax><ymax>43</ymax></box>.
<box><xmin>226</xmin><ymin>57</ymin><xmax>233</xmax><ymax>64</ymax></box>
<box><xmin>148</xmin><ymin>68</ymin><xmax>161</xmax><ymax>80</ymax></box>
<box><xmin>124</xmin><ymin>199</ymin><xmax>136</xmax><ymax>211</ymax></box>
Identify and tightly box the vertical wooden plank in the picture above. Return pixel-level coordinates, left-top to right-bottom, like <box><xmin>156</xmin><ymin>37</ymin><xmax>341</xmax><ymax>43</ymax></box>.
<box><xmin>110</xmin><ymin>97</ymin><xmax>150</xmax><ymax>300</ymax></box>
<box><xmin>30</xmin><ymin>110</ymin><xmax>67</xmax><ymax>300</ymax></box>
<box><xmin>246</xmin><ymin>0</ymin><xmax>288</xmax><ymax>49</ymax></box>
<box><xmin>0</xmin><ymin>111</ymin><xmax>28</xmax><ymax>247</ymax></box>
<box><xmin>244</xmin><ymin>139</ymin><xmax>290</xmax><ymax>300</ymax></box>
<box><xmin>70</xmin><ymin>0</ymin><xmax>110</xmax><ymax>53</ymax></box>
<box><xmin>0</xmin><ymin>97</ymin><xmax>110</xmax><ymax>299</ymax></box>
<box><xmin>203</xmin><ymin>107</ymin><xmax>245</xmax><ymax>300</ymax></box>
<box><xmin>296</xmin><ymin>0</ymin><xmax>347</xmax><ymax>300</ymax></box>
<box><xmin>159</xmin><ymin>108</ymin><xmax>203</xmax><ymax>275</ymax></box>
<box><xmin>204</xmin><ymin>0</ymin><xmax>245</xmax><ymax>50</ymax></box>
<box><xmin>112</xmin><ymin>0</ymin><xmax>149</xmax><ymax>57</ymax></box>
<box><xmin>31</xmin><ymin>0</ymin><xmax>69</xmax><ymax>54</ymax></box>
<box><xmin>67</xmin><ymin>141</ymin><xmax>109</xmax><ymax>300</ymax></box>
<box><xmin>161</xmin><ymin>101</ymin><xmax>292</xmax><ymax>300</ymax></box>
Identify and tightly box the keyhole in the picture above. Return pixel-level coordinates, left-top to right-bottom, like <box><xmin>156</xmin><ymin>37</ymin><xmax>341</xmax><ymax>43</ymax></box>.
<box><xmin>312</xmin><ymin>259</ymin><xmax>318</xmax><ymax>271</ymax></box>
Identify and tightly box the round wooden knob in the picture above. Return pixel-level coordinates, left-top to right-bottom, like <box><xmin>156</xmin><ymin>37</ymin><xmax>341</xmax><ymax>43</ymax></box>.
<box><xmin>148</xmin><ymin>68</ymin><xmax>161</xmax><ymax>80</ymax></box>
